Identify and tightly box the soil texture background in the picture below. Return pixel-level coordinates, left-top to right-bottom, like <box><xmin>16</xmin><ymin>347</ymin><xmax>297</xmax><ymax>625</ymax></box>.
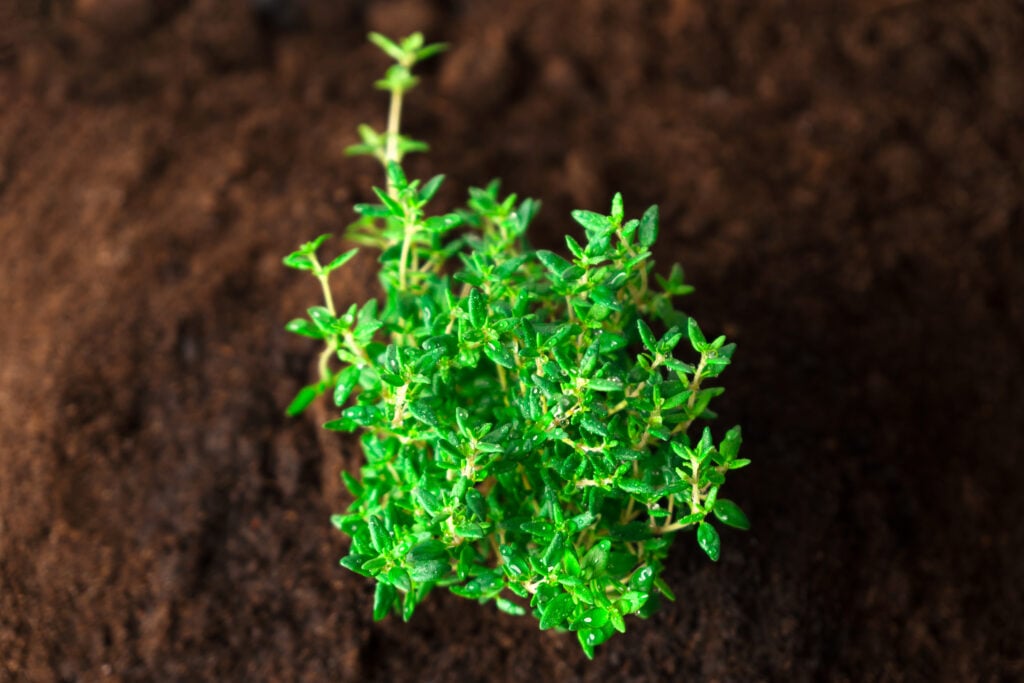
<box><xmin>1</xmin><ymin>1</ymin><xmax>1022</xmax><ymax>681</ymax></box>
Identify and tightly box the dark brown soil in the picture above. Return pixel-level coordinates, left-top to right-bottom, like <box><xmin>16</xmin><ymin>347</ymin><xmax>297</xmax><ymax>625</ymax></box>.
<box><xmin>2</xmin><ymin>1</ymin><xmax>1022</xmax><ymax>681</ymax></box>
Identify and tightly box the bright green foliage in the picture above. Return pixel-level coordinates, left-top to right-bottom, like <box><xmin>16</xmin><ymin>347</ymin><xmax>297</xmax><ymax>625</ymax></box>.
<box><xmin>284</xmin><ymin>33</ymin><xmax>749</xmax><ymax>659</ymax></box>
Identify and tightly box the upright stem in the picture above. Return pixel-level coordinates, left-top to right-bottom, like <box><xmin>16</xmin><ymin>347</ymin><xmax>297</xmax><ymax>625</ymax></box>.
<box><xmin>384</xmin><ymin>87</ymin><xmax>404</xmax><ymax>192</ymax></box>
<box><xmin>671</xmin><ymin>354</ymin><xmax>707</xmax><ymax>437</ymax></box>
<box><xmin>317</xmin><ymin>274</ymin><xmax>337</xmax><ymax>317</ymax></box>
<box><xmin>385</xmin><ymin>85</ymin><xmax>412</xmax><ymax>290</ymax></box>
<box><xmin>309</xmin><ymin>253</ymin><xmax>338</xmax><ymax>384</ymax></box>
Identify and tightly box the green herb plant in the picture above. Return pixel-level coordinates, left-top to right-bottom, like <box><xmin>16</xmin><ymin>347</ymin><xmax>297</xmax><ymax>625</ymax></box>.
<box><xmin>284</xmin><ymin>32</ymin><xmax>750</xmax><ymax>658</ymax></box>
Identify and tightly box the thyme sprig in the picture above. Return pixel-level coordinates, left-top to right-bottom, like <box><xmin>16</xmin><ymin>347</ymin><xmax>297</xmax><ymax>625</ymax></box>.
<box><xmin>284</xmin><ymin>32</ymin><xmax>749</xmax><ymax>659</ymax></box>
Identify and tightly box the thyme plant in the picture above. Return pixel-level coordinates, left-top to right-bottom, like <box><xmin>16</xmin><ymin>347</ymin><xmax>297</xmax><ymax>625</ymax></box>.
<box><xmin>284</xmin><ymin>32</ymin><xmax>750</xmax><ymax>658</ymax></box>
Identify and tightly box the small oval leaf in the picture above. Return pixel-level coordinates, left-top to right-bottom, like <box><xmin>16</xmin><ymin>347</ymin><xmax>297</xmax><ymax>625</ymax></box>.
<box><xmin>712</xmin><ymin>499</ymin><xmax>751</xmax><ymax>530</ymax></box>
<box><xmin>697</xmin><ymin>521</ymin><xmax>720</xmax><ymax>562</ymax></box>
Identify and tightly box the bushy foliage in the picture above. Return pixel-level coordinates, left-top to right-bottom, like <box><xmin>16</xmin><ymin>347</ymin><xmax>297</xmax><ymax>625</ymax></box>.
<box><xmin>284</xmin><ymin>33</ymin><xmax>749</xmax><ymax>658</ymax></box>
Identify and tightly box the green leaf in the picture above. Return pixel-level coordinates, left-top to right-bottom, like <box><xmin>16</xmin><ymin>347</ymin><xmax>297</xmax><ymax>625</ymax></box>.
<box><xmin>597</xmin><ymin>333</ymin><xmax>627</xmax><ymax>353</ymax></box>
<box><xmin>353</xmin><ymin>203</ymin><xmax>391</xmax><ymax>218</ymax></box>
<box><xmin>285</xmin><ymin>385</ymin><xmax>320</xmax><ymax>416</ymax></box>
<box><xmin>539</xmin><ymin>593</ymin><xmax>575</xmax><ymax>630</ymax></box>
<box><xmin>618</xmin><ymin>478</ymin><xmax>656</xmax><ymax>498</ymax></box>
<box><xmin>577</xmin><ymin>629</ymin><xmax>600</xmax><ymax>659</ymax></box>
<box><xmin>536</xmin><ymin>249</ymin><xmax>573</xmax><ymax>276</ymax></box>
<box><xmin>609</xmin><ymin>609</ymin><xmax>626</xmax><ymax>633</ymax></box>
<box><xmin>325</xmin><ymin>248</ymin><xmax>359</xmax><ymax>273</ymax></box>
<box><xmin>665</xmin><ymin>358</ymin><xmax>696</xmax><ymax>377</ymax></box>
<box><xmin>580</xmin><ymin>340</ymin><xmax>602</xmax><ymax>377</ymax></box>
<box><xmin>519</xmin><ymin>520</ymin><xmax>555</xmax><ymax>539</ymax></box>
<box><xmin>414</xmin><ymin>42</ymin><xmax>448</xmax><ymax>62</ymax></box>
<box><xmin>661</xmin><ymin>388</ymin><xmax>692</xmax><ymax>411</ymax></box>
<box><xmin>483</xmin><ymin>341</ymin><xmax>515</xmax><ymax>369</ymax></box>
<box><xmin>330</xmin><ymin>513</ymin><xmax>348</xmax><ymax>532</ymax></box>
<box><xmin>575</xmin><ymin>607</ymin><xmax>610</xmax><ymax>630</ymax></box>
<box><xmin>588</xmin><ymin>286</ymin><xmax>621</xmax><ymax>312</ymax></box>
<box><xmin>408</xmin><ymin>400</ymin><xmax>441</xmax><ymax>428</ymax></box>
<box><xmin>368</xmin><ymin>32</ymin><xmax>405</xmax><ymax>61</ymax></box>
<box><xmin>566</xmin><ymin>511</ymin><xmax>596</xmax><ymax>533</ymax></box>
<box><xmin>468</xmin><ymin>288</ymin><xmax>487</xmax><ymax>329</ymax></box>
<box><xmin>372</xmin><ymin>186</ymin><xmax>405</xmax><ymax>218</ymax></box>
<box><xmin>451</xmin><ymin>571</ymin><xmax>502</xmax><ymax>599</ymax></box>
<box><xmin>588</xmin><ymin>377</ymin><xmax>623</xmax><ymax>392</ymax></box>
<box><xmin>345</xmin><ymin>143</ymin><xmax>376</xmax><ymax>158</ymax></box>
<box><xmin>499</xmin><ymin>544</ymin><xmax>530</xmax><ymax>579</ymax></box>
<box><xmin>333</xmin><ymin>365</ymin><xmax>361</xmax><ymax>406</ymax></box>
<box><xmin>654</xmin><ymin>577</ymin><xmax>676</xmax><ymax>602</ymax></box>
<box><xmin>364</xmin><ymin>558</ymin><xmax>390</xmax><ymax>574</ymax></box>
<box><xmin>571</xmin><ymin>210</ymin><xmax>614</xmax><ymax>236</ymax></box>
<box><xmin>424</xmin><ymin>213</ymin><xmax>462</xmax><ymax>234</ymax></box>
<box><xmin>543</xmin><ymin>532</ymin><xmax>567</xmax><ymax>570</ymax></box>
<box><xmin>300</xmin><ymin>234</ymin><xmax>332</xmax><ymax>254</ymax></box>
<box><xmin>465</xmin><ymin>488</ymin><xmax>487</xmax><ymax>519</ymax></box>
<box><xmin>696</xmin><ymin>426</ymin><xmax>714</xmax><ymax>460</ymax></box>
<box><xmin>637</xmin><ymin>319</ymin><xmax>658</xmax><ymax>355</ymax></box>
<box><xmin>638</xmin><ymin>204</ymin><xmax>659</xmax><ymax>248</ymax></box>
<box><xmin>385</xmin><ymin>567</ymin><xmax>410</xmax><ymax>593</ymax></box>
<box><xmin>719</xmin><ymin>426</ymin><xmax>742</xmax><ymax>461</ymax></box>
<box><xmin>629</xmin><ymin>565</ymin><xmax>655</xmax><ymax>593</ymax></box>
<box><xmin>419</xmin><ymin>174</ymin><xmax>445</xmax><ymax>202</ymax></box>
<box><xmin>697</xmin><ymin>521</ymin><xmax>720</xmax><ymax>561</ymax></box>
<box><xmin>307</xmin><ymin>306</ymin><xmax>336</xmax><ymax>334</ymax></box>
<box><xmin>396</xmin><ymin>135</ymin><xmax>429</xmax><ymax>156</ymax></box>
<box><xmin>704</xmin><ymin>485</ymin><xmax>719</xmax><ymax>512</ymax></box>
<box><xmin>580</xmin><ymin>415</ymin><xmax>610</xmax><ymax>437</ymax></box>
<box><xmin>369</xmin><ymin>516</ymin><xmax>391</xmax><ymax>553</ymax></box>
<box><xmin>495</xmin><ymin>254</ymin><xmax>530</xmax><ymax>279</ymax></box>
<box><xmin>385</xmin><ymin>162</ymin><xmax>407</xmax><ymax>191</ymax></box>
<box><xmin>414</xmin><ymin>487</ymin><xmax>444</xmax><ymax>516</ymax></box>
<box><xmin>339</xmin><ymin>553</ymin><xmax>375</xmax><ymax>578</ymax></box>
<box><xmin>401</xmin><ymin>590</ymin><xmax>417</xmax><ymax>622</ymax></box>
<box><xmin>658</xmin><ymin>327</ymin><xmax>684</xmax><ymax>355</ymax></box>
<box><xmin>495</xmin><ymin>597</ymin><xmax>526</xmax><ymax>616</ymax></box>
<box><xmin>617</xmin><ymin>590</ymin><xmax>648</xmax><ymax>614</ymax></box>
<box><xmin>610</xmin><ymin>193</ymin><xmax>624</xmax><ymax>224</ymax></box>
<box><xmin>712</xmin><ymin>499</ymin><xmax>750</xmax><ymax>530</ymax></box>
<box><xmin>454</xmin><ymin>523</ymin><xmax>485</xmax><ymax>539</ymax></box>
<box><xmin>285</xmin><ymin>318</ymin><xmax>323</xmax><ymax>340</ymax></box>
<box><xmin>373</xmin><ymin>582</ymin><xmax>396</xmax><ymax>621</ymax></box>
<box><xmin>282</xmin><ymin>253</ymin><xmax>315</xmax><ymax>271</ymax></box>
<box><xmin>688</xmin><ymin>316</ymin><xmax>707</xmax><ymax>352</ymax></box>
<box><xmin>406</xmin><ymin>539</ymin><xmax>448</xmax><ymax>563</ymax></box>
<box><xmin>406</xmin><ymin>541</ymin><xmax>450</xmax><ymax>583</ymax></box>
<box><xmin>581</xmin><ymin>539</ymin><xmax>610</xmax><ymax>575</ymax></box>
<box><xmin>565</xmin><ymin>234</ymin><xmax>585</xmax><ymax>259</ymax></box>
<box><xmin>340</xmin><ymin>404</ymin><xmax>382</xmax><ymax>427</ymax></box>
<box><xmin>400</xmin><ymin>32</ymin><xmax>424</xmax><ymax>52</ymax></box>
<box><xmin>339</xmin><ymin>472</ymin><xmax>363</xmax><ymax>498</ymax></box>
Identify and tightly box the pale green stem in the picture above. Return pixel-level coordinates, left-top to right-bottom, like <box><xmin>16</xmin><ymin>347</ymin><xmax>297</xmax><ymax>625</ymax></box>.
<box><xmin>309</xmin><ymin>253</ymin><xmax>338</xmax><ymax>383</ymax></box>
<box><xmin>384</xmin><ymin>87</ymin><xmax>404</xmax><ymax>190</ymax></box>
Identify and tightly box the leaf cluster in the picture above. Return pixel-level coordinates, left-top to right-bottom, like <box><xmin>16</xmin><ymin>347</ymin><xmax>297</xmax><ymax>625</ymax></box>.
<box><xmin>284</xmin><ymin>33</ymin><xmax>749</xmax><ymax>659</ymax></box>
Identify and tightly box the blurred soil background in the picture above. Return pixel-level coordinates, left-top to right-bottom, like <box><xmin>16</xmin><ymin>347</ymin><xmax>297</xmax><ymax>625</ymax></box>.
<box><xmin>1</xmin><ymin>0</ymin><xmax>1022</xmax><ymax>680</ymax></box>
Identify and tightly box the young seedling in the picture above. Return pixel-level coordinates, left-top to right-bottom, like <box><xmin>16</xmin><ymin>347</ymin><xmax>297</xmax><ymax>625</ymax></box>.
<box><xmin>283</xmin><ymin>32</ymin><xmax>750</xmax><ymax>658</ymax></box>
